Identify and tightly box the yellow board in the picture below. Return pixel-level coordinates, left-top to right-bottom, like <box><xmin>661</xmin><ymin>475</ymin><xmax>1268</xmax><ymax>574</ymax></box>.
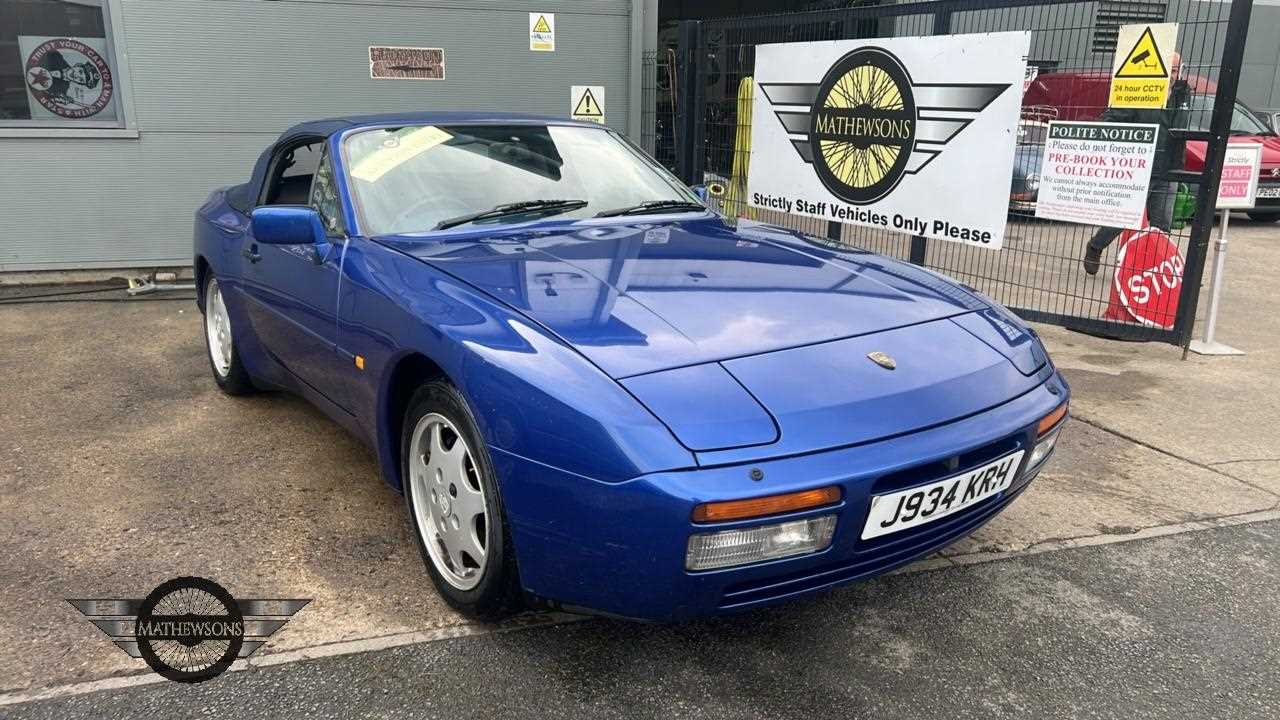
<box><xmin>723</xmin><ymin>76</ymin><xmax>756</xmax><ymax>220</ymax></box>
<box><xmin>1109</xmin><ymin>23</ymin><xmax>1178</xmax><ymax>109</ymax></box>
<box><xmin>532</xmin><ymin>15</ymin><xmax>551</xmax><ymax>33</ymax></box>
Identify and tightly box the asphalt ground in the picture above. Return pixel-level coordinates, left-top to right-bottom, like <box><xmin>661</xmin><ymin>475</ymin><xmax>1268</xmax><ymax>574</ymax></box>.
<box><xmin>5</xmin><ymin>518</ymin><xmax>1277</xmax><ymax>719</ymax></box>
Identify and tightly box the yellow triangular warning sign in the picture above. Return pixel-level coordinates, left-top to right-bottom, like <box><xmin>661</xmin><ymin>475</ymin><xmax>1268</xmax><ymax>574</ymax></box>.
<box><xmin>1115</xmin><ymin>26</ymin><xmax>1168</xmax><ymax>79</ymax></box>
<box><xmin>574</xmin><ymin>89</ymin><xmax>602</xmax><ymax>117</ymax></box>
<box><xmin>532</xmin><ymin>15</ymin><xmax>552</xmax><ymax>33</ymax></box>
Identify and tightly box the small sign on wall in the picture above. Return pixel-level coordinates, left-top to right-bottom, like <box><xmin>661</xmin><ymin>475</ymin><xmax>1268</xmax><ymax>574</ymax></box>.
<box><xmin>571</xmin><ymin>86</ymin><xmax>604</xmax><ymax>123</ymax></box>
<box><xmin>530</xmin><ymin>13</ymin><xmax>555</xmax><ymax>52</ymax></box>
<box><xmin>369</xmin><ymin>46</ymin><xmax>445</xmax><ymax>80</ymax></box>
<box><xmin>20</xmin><ymin>36</ymin><xmax>118</xmax><ymax>120</ymax></box>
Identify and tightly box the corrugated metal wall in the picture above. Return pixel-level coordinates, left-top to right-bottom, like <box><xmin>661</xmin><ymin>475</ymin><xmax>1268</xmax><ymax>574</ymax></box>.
<box><xmin>0</xmin><ymin>0</ymin><xmax>635</xmax><ymax>271</ymax></box>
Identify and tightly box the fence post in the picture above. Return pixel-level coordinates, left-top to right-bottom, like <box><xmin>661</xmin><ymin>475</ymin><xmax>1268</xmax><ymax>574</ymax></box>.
<box><xmin>1174</xmin><ymin>0</ymin><xmax>1255</xmax><ymax>351</ymax></box>
<box><xmin>826</xmin><ymin>15</ymin><xmax>868</xmax><ymax>245</ymax></box>
<box><xmin>907</xmin><ymin>7</ymin><xmax>955</xmax><ymax>265</ymax></box>
<box><xmin>675</xmin><ymin>20</ymin><xmax>705</xmax><ymax>186</ymax></box>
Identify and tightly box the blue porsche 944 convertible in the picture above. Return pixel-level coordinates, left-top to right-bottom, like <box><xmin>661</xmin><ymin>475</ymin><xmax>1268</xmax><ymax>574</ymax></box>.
<box><xmin>194</xmin><ymin>112</ymin><xmax>1069</xmax><ymax>621</ymax></box>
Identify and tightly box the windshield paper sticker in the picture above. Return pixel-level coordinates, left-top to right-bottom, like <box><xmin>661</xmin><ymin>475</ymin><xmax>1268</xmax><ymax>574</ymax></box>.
<box><xmin>351</xmin><ymin>126</ymin><xmax>453</xmax><ymax>183</ymax></box>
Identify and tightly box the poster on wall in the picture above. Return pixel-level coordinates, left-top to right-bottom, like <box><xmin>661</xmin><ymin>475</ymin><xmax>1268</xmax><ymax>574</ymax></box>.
<box><xmin>1033</xmin><ymin>121</ymin><xmax>1158</xmax><ymax>229</ymax></box>
<box><xmin>748</xmin><ymin>31</ymin><xmax>1030</xmax><ymax>249</ymax></box>
<box><xmin>369</xmin><ymin>46</ymin><xmax>446</xmax><ymax>80</ymax></box>
<box><xmin>19</xmin><ymin>36</ymin><xmax>117</xmax><ymax>121</ymax></box>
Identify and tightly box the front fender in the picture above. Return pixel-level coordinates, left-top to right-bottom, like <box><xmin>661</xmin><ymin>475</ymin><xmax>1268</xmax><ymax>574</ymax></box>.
<box><xmin>337</xmin><ymin>237</ymin><xmax>695</xmax><ymax>490</ymax></box>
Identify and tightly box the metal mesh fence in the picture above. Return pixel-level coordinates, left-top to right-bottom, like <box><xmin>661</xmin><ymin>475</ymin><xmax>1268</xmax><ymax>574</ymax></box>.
<box><xmin>661</xmin><ymin>0</ymin><xmax>1255</xmax><ymax>345</ymax></box>
<box><xmin>641</xmin><ymin>49</ymin><xmax>678</xmax><ymax>172</ymax></box>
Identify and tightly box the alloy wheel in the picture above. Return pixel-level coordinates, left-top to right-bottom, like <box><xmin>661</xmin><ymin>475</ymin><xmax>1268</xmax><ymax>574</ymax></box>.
<box><xmin>204</xmin><ymin>278</ymin><xmax>233</xmax><ymax>378</ymax></box>
<box><xmin>408</xmin><ymin>413</ymin><xmax>490</xmax><ymax>590</ymax></box>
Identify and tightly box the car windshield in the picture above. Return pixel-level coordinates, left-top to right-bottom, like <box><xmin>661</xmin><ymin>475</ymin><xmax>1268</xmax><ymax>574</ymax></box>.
<box><xmin>1187</xmin><ymin>95</ymin><xmax>1274</xmax><ymax>135</ymax></box>
<box><xmin>343</xmin><ymin>124</ymin><xmax>699</xmax><ymax>235</ymax></box>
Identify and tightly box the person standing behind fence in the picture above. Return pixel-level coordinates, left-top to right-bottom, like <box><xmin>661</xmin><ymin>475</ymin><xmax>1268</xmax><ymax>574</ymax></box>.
<box><xmin>1083</xmin><ymin>52</ymin><xmax>1192</xmax><ymax>276</ymax></box>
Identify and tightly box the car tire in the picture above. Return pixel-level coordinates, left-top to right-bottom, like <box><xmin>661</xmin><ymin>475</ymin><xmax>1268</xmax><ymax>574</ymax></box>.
<box><xmin>1247</xmin><ymin>212</ymin><xmax>1278</xmax><ymax>223</ymax></box>
<box><xmin>201</xmin><ymin>275</ymin><xmax>256</xmax><ymax>396</ymax></box>
<box><xmin>401</xmin><ymin>381</ymin><xmax>522</xmax><ymax>620</ymax></box>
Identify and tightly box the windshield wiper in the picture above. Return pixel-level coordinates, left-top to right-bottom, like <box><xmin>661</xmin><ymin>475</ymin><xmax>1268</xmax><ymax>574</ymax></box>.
<box><xmin>434</xmin><ymin>199</ymin><xmax>587</xmax><ymax>230</ymax></box>
<box><xmin>594</xmin><ymin>200</ymin><xmax>707</xmax><ymax>218</ymax></box>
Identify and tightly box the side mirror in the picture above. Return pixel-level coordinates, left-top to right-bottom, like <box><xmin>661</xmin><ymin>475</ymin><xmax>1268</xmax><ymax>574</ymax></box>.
<box><xmin>250</xmin><ymin>205</ymin><xmax>326</xmax><ymax>246</ymax></box>
<box><xmin>689</xmin><ymin>184</ymin><xmax>710</xmax><ymax>203</ymax></box>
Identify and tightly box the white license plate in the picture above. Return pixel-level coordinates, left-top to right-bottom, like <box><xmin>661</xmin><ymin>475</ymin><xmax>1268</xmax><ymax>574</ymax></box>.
<box><xmin>1257</xmin><ymin>186</ymin><xmax>1280</xmax><ymax>198</ymax></box>
<box><xmin>861</xmin><ymin>451</ymin><xmax>1026</xmax><ymax>540</ymax></box>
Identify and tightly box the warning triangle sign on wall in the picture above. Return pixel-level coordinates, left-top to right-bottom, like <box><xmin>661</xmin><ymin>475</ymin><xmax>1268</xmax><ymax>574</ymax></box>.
<box><xmin>532</xmin><ymin>15</ymin><xmax>552</xmax><ymax>33</ymax></box>
<box><xmin>1114</xmin><ymin>26</ymin><xmax>1169</xmax><ymax>79</ymax></box>
<box><xmin>573</xmin><ymin>89</ymin><xmax>603</xmax><ymax>117</ymax></box>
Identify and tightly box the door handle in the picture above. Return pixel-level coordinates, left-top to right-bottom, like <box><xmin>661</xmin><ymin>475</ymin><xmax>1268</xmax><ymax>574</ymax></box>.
<box><xmin>242</xmin><ymin>247</ymin><xmax>262</xmax><ymax>263</ymax></box>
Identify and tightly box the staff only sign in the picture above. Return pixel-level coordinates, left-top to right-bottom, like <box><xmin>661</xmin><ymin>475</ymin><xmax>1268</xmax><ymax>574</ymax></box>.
<box><xmin>749</xmin><ymin>31</ymin><xmax>1030</xmax><ymax>249</ymax></box>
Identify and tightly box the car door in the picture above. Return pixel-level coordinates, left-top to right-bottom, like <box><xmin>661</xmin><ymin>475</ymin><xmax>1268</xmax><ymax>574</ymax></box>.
<box><xmin>240</xmin><ymin>142</ymin><xmax>350</xmax><ymax>408</ymax></box>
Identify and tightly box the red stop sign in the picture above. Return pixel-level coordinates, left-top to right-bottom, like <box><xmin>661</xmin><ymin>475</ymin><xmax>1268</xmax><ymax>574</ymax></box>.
<box><xmin>1106</xmin><ymin>227</ymin><xmax>1185</xmax><ymax>330</ymax></box>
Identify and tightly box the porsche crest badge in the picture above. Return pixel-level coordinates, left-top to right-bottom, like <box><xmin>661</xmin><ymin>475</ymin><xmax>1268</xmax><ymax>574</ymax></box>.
<box><xmin>867</xmin><ymin>351</ymin><xmax>896</xmax><ymax>370</ymax></box>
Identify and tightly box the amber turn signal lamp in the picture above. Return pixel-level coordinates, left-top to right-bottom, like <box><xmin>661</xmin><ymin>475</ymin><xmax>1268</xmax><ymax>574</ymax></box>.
<box><xmin>692</xmin><ymin>486</ymin><xmax>842</xmax><ymax>523</ymax></box>
<box><xmin>1036</xmin><ymin>402</ymin><xmax>1068</xmax><ymax>438</ymax></box>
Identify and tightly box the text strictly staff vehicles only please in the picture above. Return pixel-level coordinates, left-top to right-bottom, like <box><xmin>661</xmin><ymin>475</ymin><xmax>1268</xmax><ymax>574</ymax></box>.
<box><xmin>751</xmin><ymin>192</ymin><xmax>996</xmax><ymax>244</ymax></box>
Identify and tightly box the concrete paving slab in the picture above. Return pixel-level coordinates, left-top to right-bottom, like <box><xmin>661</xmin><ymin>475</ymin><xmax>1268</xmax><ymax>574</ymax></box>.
<box><xmin>942</xmin><ymin>418</ymin><xmax>1278</xmax><ymax>556</ymax></box>
<box><xmin>0</xmin><ymin>299</ymin><xmax>465</xmax><ymax>692</ymax></box>
<box><xmin>1035</xmin><ymin>218</ymin><xmax>1280</xmax><ymax>493</ymax></box>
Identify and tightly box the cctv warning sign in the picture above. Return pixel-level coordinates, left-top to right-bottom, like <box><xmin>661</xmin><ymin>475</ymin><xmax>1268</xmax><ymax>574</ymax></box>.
<box><xmin>1109</xmin><ymin>23</ymin><xmax>1178</xmax><ymax>109</ymax></box>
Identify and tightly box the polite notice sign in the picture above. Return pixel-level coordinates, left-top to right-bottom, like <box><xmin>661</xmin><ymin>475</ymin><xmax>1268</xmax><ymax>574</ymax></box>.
<box><xmin>1034</xmin><ymin>121</ymin><xmax>1158</xmax><ymax>229</ymax></box>
<box><xmin>1217</xmin><ymin>143</ymin><xmax>1263</xmax><ymax>209</ymax></box>
<box><xmin>749</xmin><ymin>31</ymin><xmax>1030</xmax><ymax>249</ymax></box>
<box><xmin>1109</xmin><ymin>23</ymin><xmax>1178</xmax><ymax>109</ymax></box>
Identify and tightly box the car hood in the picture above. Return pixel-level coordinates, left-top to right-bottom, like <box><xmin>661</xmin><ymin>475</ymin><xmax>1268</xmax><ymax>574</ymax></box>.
<box><xmin>380</xmin><ymin>216</ymin><xmax>991</xmax><ymax>379</ymax></box>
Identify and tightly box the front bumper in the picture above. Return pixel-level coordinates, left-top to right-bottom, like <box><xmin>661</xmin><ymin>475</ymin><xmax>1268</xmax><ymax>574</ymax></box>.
<box><xmin>493</xmin><ymin>372</ymin><xmax>1069</xmax><ymax>622</ymax></box>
